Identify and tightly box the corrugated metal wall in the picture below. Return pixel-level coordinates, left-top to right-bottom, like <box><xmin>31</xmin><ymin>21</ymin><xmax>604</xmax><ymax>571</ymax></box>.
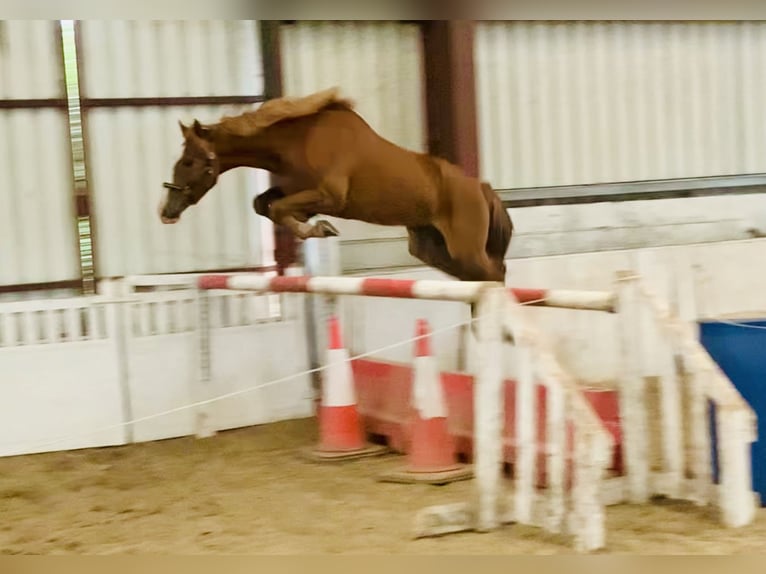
<box><xmin>0</xmin><ymin>21</ymin><xmax>63</xmax><ymax>98</ymax></box>
<box><xmin>78</xmin><ymin>21</ymin><xmax>271</xmax><ymax>277</ymax></box>
<box><xmin>475</xmin><ymin>21</ymin><xmax>766</xmax><ymax>190</ymax></box>
<box><xmin>280</xmin><ymin>21</ymin><xmax>426</xmax><ymax>273</ymax></box>
<box><xmin>0</xmin><ymin>21</ymin><xmax>80</xmax><ymax>286</ymax></box>
<box><xmin>78</xmin><ymin>21</ymin><xmax>262</xmax><ymax>98</ymax></box>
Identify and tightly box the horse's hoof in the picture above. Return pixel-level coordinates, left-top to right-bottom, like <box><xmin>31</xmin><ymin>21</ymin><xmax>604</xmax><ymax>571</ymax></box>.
<box><xmin>252</xmin><ymin>196</ymin><xmax>268</xmax><ymax>216</ymax></box>
<box><xmin>314</xmin><ymin>220</ymin><xmax>340</xmax><ymax>237</ymax></box>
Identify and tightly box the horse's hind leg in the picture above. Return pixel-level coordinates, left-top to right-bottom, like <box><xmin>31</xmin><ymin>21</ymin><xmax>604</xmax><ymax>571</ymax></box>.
<box><xmin>434</xmin><ymin>214</ymin><xmax>505</xmax><ymax>283</ymax></box>
<box><xmin>407</xmin><ymin>226</ymin><xmax>466</xmax><ymax>279</ymax></box>
<box><xmin>431</xmin><ymin>173</ymin><xmax>508</xmax><ymax>283</ymax></box>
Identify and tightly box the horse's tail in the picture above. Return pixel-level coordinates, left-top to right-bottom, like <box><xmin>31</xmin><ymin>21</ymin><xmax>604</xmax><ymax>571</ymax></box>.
<box><xmin>480</xmin><ymin>181</ymin><xmax>513</xmax><ymax>267</ymax></box>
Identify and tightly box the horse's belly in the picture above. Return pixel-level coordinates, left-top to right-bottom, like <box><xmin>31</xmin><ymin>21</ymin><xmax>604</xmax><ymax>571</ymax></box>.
<box><xmin>340</xmin><ymin>200</ymin><xmax>430</xmax><ymax>227</ymax></box>
<box><xmin>341</xmin><ymin>185</ymin><xmax>435</xmax><ymax>227</ymax></box>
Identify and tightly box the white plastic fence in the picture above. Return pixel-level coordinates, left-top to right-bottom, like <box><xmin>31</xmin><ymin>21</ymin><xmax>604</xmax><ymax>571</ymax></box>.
<box><xmin>0</xmin><ymin>273</ymin><xmax>313</xmax><ymax>456</ymax></box>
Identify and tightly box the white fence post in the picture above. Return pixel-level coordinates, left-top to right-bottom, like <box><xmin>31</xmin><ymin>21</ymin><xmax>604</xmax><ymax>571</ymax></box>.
<box><xmin>656</xmin><ymin>335</ymin><xmax>684</xmax><ymax>499</ymax></box>
<box><xmin>675</xmin><ymin>263</ymin><xmax>711</xmax><ymax>505</ymax></box>
<box><xmin>194</xmin><ymin>288</ymin><xmax>215</xmax><ymax>438</ymax></box>
<box><xmin>717</xmin><ymin>407</ymin><xmax>757</xmax><ymax>527</ymax></box>
<box><xmin>512</xmin><ymin>323</ymin><xmax>536</xmax><ymax>525</ymax></box>
<box><xmin>616</xmin><ymin>270</ymin><xmax>650</xmax><ymax>503</ymax></box>
<box><xmin>473</xmin><ymin>286</ymin><xmax>507</xmax><ymax>532</ymax></box>
<box><xmin>570</xmin><ymin>422</ymin><xmax>609</xmax><ymax>552</ymax></box>
<box><xmin>99</xmin><ymin>278</ymin><xmax>134</xmax><ymax>444</ymax></box>
<box><xmin>544</xmin><ymin>381</ymin><xmax>566</xmax><ymax>533</ymax></box>
<box><xmin>686</xmin><ymin>368</ymin><xmax>713</xmax><ymax>505</ymax></box>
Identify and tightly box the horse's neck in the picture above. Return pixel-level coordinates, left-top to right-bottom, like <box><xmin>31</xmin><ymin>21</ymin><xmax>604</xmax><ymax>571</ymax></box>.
<box><xmin>214</xmin><ymin>131</ymin><xmax>282</xmax><ymax>173</ymax></box>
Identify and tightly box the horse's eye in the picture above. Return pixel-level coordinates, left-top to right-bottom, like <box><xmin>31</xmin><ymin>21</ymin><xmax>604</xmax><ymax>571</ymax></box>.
<box><xmin>182</xmin><ymin>158</ymin><xmax>193</xmax><ymax>167</ymax></box>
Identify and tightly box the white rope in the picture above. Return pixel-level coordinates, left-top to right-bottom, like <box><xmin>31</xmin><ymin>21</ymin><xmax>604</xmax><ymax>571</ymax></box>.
<box><xmin>3</xmin><ymin>301</ymin><xmax>543</xmax><ymax>457</ymax></box>
<box><xmin>701</xmin><ymin>317</ymin><xmax>766</xmax><ymax>331</ymax></box>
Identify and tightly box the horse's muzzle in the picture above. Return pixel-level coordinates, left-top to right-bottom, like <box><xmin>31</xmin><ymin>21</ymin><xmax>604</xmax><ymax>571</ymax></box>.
<box><xmin>160</xmin><ymin>182</ymin><xmax>192</xmax><ymax>223</ymax></box>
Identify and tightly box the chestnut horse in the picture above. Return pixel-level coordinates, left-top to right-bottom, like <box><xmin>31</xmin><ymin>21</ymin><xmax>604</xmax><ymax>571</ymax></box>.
<box><xmin>160</xmin><ymin>87</ymin><xmax>513</xmax><ymax>283</ymax></box>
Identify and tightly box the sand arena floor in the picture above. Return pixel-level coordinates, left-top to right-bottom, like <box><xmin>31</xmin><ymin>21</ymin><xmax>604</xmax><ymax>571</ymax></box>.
<box><xmin>0</xmin><ymin>417</ymin><xmax>765</xmax><ymax>554</ymax></box>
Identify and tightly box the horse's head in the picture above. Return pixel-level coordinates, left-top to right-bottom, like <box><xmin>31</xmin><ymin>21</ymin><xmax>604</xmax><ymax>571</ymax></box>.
<box><xmin>159</xmin><ymin>119</ymin><xmax>221</xmax><ymax>224</ymax></box>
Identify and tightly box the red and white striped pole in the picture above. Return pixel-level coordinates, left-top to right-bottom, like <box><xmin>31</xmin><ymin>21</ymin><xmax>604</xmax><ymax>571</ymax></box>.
<box><xmin>196</xmin><ymin>274</ymin><xmax>616</xmax><ymax>312</ymax></box>
<box><xmin>379</xmin><ymin>319</ymin><xmax>473</xmax><ymax>484</ymax></box>
<box><xmin>304</xmin><ymin>316</ymin><xmax>387</xmax><ymax>462</ymax></box>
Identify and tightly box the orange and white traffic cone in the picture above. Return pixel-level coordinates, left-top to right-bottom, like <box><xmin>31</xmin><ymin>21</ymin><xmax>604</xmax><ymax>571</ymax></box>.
<box><xmin>379</xmin><ymin>319</ymin><xmax>473</xmax><ymax>484</ymax></box>
<box><xmin>304</xmin><ymin>316</ymin><xmax>388</xmax><ymax>462</ymax></box>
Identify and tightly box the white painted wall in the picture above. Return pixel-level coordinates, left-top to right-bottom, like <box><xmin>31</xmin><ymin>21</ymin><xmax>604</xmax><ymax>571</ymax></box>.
<box><xmin>506</xmin><ymin>194</ymin><xmax>766</xmax><ymax>260</ymax></box>
<box><xmin>339</xmin><ymin>192</ymin><xmax>766</xmax><ymax>273</ymax></box>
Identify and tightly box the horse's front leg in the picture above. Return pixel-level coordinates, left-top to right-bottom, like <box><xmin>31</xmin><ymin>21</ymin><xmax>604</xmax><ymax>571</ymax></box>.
<box><xmin>268</xmin><ymin>187</ymin><xmax>342</xmax><ymax>239</ymax></box>
<box><xmin>252</xmin><ymin>186</ymin><xmax>285</xmax><ymax>218</ymax></box>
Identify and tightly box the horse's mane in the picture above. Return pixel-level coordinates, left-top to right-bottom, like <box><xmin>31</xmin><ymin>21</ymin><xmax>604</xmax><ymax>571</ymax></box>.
<box><xmin>218</xmin><ymin>87</ymin><xmax>355</xmax><ymax>137</ymax></box>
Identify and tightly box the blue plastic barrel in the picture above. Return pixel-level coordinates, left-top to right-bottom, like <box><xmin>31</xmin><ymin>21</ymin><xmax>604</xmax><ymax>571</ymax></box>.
<box><xmin>699</xmin><ymin>320</ymin><xmax>766</xmax><ymax>505</ymax></box>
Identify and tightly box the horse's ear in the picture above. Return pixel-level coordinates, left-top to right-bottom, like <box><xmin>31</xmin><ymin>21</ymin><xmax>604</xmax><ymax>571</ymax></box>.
<box><xmin>192</xmin><ymin>119</ymin><xmax>213</xmax><ymax>140</ymax></box>
<box><xmin>178</xmin><ymin>120</ymin><xmax>190</xmax><ymax>137</ymax></box>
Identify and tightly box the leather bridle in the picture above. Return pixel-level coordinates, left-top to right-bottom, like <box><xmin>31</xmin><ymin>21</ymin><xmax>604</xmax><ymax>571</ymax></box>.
<box><xmin>162</xmin><ymin>182</ymin><xmax>189</xmax><ymax>192</ymax></box>
<box><xmin>162</xmin><ymin>152</ymin><xmax>216</xmax><ymax>205</ymax></box>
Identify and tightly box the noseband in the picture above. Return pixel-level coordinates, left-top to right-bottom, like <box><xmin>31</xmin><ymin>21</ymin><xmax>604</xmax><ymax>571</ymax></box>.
<box><xmin>162</xmin><ymin>182</ymin><xmax>188</xmax><ymax>192</ymax></box>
